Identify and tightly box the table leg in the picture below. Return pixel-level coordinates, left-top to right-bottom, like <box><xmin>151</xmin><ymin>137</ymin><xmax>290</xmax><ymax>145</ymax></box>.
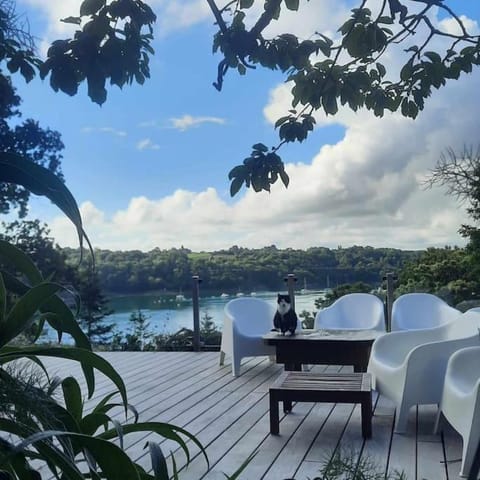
<box><xmin>285</xmin><ymin>363</ymin><xmax>302</xmax><ymax>371</ymax></box>
<box><xmin>361</xmin><ymin>395</ymin><xmax>372</xmax><ymax>438</ymax></box>
<box><xmin>283</xmin><ymin>400</ymin><xmax>292</xmax><ymax>413</ymax></box>
<box><xmin>269</xmin><ymin>394</ymin><xmax>279</xmax><ymax>435</ymax></box>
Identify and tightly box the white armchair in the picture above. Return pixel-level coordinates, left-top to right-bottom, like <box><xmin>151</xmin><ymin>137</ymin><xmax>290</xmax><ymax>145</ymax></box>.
<box><xmin>391</xmin><ymin>293</ymin><xmax>461</xmax><ymax>330</ymax></box>
<box><xmin>314</xmin><ymin>293</ymin><xmax>385</xmax><ymax>331</ymax></box>
<box><xmin>219</xmin><ymin>297</ymin><xmax>276</xmax><ymax>377</ymax></box>
<box><xmin>368</xmin><ymin>310</ymin><xmax>480</xmax><ymax>433</ymax></box>
<box><xmin>435</xmin><ymin>346</ymin><xmax>480</xmax><ymax>478</ymax></box>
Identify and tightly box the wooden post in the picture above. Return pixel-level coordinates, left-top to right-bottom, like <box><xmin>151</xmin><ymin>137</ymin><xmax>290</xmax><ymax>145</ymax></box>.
<box><xmin>284</xmin><ymin>273</ymin><xmax>297</xmax><ymax>311</ymax></box>
<box><xmin>192</xmin><ymin>275</ymin><xmax>201</xmax><ymax>351</ymax></box>
<box><xmin>384</xmin><ymin>272</ymin><xmax>396</xmax><ymax>332</ymax></box>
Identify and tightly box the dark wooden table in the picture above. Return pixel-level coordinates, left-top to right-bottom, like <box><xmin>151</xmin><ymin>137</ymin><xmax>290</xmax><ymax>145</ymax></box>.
<box><xmin>263</xmin><ymin>329</ymin><xmax>382</xmax><ymax>372</ymax></box>
<box><xmin>269</xmin><ymin>371</ymin><xmax>372</xmax><ymax>438</ymax></box>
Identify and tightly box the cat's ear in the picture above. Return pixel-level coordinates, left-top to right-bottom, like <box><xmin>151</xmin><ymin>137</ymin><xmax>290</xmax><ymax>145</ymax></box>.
<box><xmin>277</xmin><ymin>293</ymin><xmax>281</xmax><ymax>299</ymax></box>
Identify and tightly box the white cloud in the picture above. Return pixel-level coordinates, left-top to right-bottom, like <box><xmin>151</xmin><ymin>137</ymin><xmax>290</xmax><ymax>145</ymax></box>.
<box><xmin>82</xmin><ymin>126</ymin><xmax>127</xmax><ymax>137</ymax></box>
<box><xmin>47</xmin><ymin>60</ymin><xmax>479</xmax><ymax>252</ymax></box>
<box><xmin>136</xmin><ymin>138</ymin><xmax>161</xmax><ymax>151</ymax></box>
<box><xmin>18</xmin><ymin>0</ymin><xmax>82</xmax><ymax>56</ymax></box>
<box><xmin>138</xmin><ymin>120</ymin><xmax>159</xmax><ymax>128</ymax></box>
<box><xmin>169</xmin><ymin>115</ymin><xmax>226</xmax><ymax>131</ymax></box>
<box><xmin>20</xmin><ymin>1</ymin><xmax>480</xmax><ymax>252</ymax></box>
<box><xmin>150</xmin><ymin>0</ymin><xmax>211</xmax><ymax>36</ymax></box>
<box><xmin>439</xmin><ymin>15</ymin><xmax>479</xmax><ymax>36</ymax></box>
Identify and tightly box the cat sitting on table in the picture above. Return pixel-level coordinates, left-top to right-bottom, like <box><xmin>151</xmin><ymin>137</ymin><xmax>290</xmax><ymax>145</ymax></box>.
<box><xmin>273</xmin><ymin>293</ymin><xmax>298</xmax><ymax>335</ymax></box>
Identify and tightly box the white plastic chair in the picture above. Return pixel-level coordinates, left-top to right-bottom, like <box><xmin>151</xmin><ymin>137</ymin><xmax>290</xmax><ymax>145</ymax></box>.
<box><xmin>391</xmin><ymin>293</ymin><xmax>461</xmax><ymax>330</ymax></box>
<box><xmin>314</xmin><ymin>293</ymin><xmax>385</xmax><ymax>331</ymax></box>
<box><xmin>368</xmin><ymin>310</ymin><xmax>480</xmax><ymax>432</ymax></box>
<box><xmin>219</xmin><ymin>297</ymin><xmax>276</xmax><ymax>377</ymax></box>
<box><xmin>434</xmin><ymin>346</ymin><xmax>480</xmax><ymax>478</ymax></box>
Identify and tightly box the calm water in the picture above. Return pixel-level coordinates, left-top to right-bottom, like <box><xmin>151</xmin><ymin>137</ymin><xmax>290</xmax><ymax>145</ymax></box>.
<box><xmin>106</xmin><ymin>291</ymin><xmax>325</xmax><ymax>336</ymax></box>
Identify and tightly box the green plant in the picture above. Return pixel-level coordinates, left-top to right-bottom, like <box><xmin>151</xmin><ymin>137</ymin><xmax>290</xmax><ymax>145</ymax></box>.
<box><xmin>0</xmin><ymin>157</ymin><xmax>208</xmax><ymax>478</ymax></box>
<box><xmin>154</xmin><ymin>328</ymin><xmax>194</xmax><ymax>351</ymax></box>
<box><xmin>122</xmin><ymin>309</ymin><xmax>155</xmax><ymax>351</ymax></box>
<box><xmin>200</xmin><ymin>310</ymin><xmax>221</xmax><ymax>346</ymax></box>
<box><xmin>314</xmin><ymin>449</ymin><xmax>407</xmax><ymax>480</ymax></box>
<box><xmin>299</xmin><ymin>309</ymin><xmax>315</xmax><ymax>329</ymax></box>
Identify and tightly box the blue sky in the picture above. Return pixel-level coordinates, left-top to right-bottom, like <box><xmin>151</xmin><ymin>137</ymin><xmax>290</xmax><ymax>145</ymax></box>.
<box><xmin>9</xmin><ymin>1</ymin><xmax>480</xmax><ymax>252</ymax></box>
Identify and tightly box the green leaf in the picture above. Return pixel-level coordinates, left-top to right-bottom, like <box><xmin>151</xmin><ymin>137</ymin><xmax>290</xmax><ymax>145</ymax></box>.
<box><xmin>424</xmin><ymin>51</ymin><xmax>442</xmax><ymax>63</ymax></box>
<box><xmin>376</xmin><ymin>62</ymin><xmax>386</xmax><ymax>78</ymax></box>
<box><xmin>223</xmin><ymin>450</ymin><xmax>257</xmax><ymax>479</ymax></box>
<box><xmin>230</xmin><ymin>177</ymin><xmax>244</xmax><ymax>197</ymax></box>
<box><xmin>284</xmin><ymin>0</ymin><xmax>299</xmax><ymax>11</ymax></box>
<box><xmin>400</xmin><ymin>59</ymin><xmax>414</xmax><ymax>81</ymax></box>
<box><xmin>317</xmin><ymin>39</ymin><xmax>331</xmax><ymax>58</ymax></box>
<box><xmin>228</xmin><ymin>165</ymin><xmax>246</xmax><ymax>181</ymax></box>
<box><xmin>0</xmin><ymin>240</ymin><xmax>43</xmax><ymax>285</ymax></box>
<box><xmin>377</xmin><ymin>15</ymin><xmax>393</xmax><ymax>24</ymax></box>
<box><xmin>0</xmin><ymin>419</ymin><xmax>84</xmax><ymax>480</ymax></box>
<box><xmin>0</xmin><ymin>153</ymin><xmax>92</xmax><ymax>258</ymax></box>
<box><xmin>239</xmin><ymin>0</ymin><xmax>254</xmax><ymax>8</ymax></box>
<box><xmin>61</xmin><ymin>16</ymin><xmax>82</xmax><ymax>25</ymax></box>
<box><xmin>147</xmin><ymin>442</ymin><xmax>169</xmax><ymax>479</ymax></box>
<box><xmin>80</xmin><ymin>412</ymin><xmax>111</xmax><ymax>436</ymax></box>
<box><xmin>0</xmin><ymin>282</ymin><xmax>62</xmax><ymax>346</ymax></box>
<box><xmin>0</xmin><ymin>347</ymin><xmax>128</xmax><ymax>412</ymax></box>
<box><xmin>62</xmin><ymin>377</ymin><xmax>84</xmax><ymax>421</ymax></box>
<box><xmin>0</xmin><ymin>266</ymin><xmax>90</xmax><ymax>343</ymax></box>
<box><xmin>0</xmin><ymin>273</ymin><xmax>6</xmax><ymax>325</ymax></box>
<box><xmin>16</xmin><ymin>431</ymin><xmax>141</xmax><ymax>480</ymax></box>
<box><xmin>322</xmin><ymin>93</ymin><xmax>338</xmax><ymax>115</ymax></box>
<box><xmin>80</xmin><ymin>0</ymin><xmax>106</xmax><ymax>16</ymax></box>
<box><xmin>274</xmin><ymin>116</ymin><xmax>292</xmax><ymax>128</ymax></box>
<box><xmin>279</xmin><ymin>168</ymin><xmax>290</xmax><ymax>188</ymax></box>
<box><xmin>99</xmin><ymin>422</ymin><xmax>209</xmax><ymax>468</ymax></box>
<box><xmin>252</xmin><ymin>143</ymin><xmax>269</xmax><ymax>153</ymax></box>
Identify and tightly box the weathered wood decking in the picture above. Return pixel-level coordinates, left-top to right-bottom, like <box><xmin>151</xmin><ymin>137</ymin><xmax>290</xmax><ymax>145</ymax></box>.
<box><xmin>43</xmin><ymin>352</ymin><xmax>468</xmax><ymax>480</ymax></box>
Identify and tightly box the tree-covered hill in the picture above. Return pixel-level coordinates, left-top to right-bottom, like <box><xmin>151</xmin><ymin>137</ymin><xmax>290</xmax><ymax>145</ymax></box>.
<box><xmin>62</xmin><ymin>245</ymin><xmax>421</xmax><ymax>295</ymax></box>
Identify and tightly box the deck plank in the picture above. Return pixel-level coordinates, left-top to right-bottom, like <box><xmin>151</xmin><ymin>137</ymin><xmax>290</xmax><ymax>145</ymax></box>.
<box><xmin>386</xmin><ymin>402</ymin><xmax>417</xmax><ymax>480</ymax></box>
<box><xmin>417</xmin><ymin>405</ymin><xmax>448</xmax><ymax>480</ymax></box>
<box><xmin>34</xmin><ymin>352</ymin><xmax>463</xmax><ymax>480</ymax></box>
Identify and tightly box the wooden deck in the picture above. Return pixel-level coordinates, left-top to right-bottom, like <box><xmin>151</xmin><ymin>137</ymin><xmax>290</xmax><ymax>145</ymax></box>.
<box><xmin>43</xmin><ymin>351</ymin><xmax>469</xmax><ymax>480</ymax></box>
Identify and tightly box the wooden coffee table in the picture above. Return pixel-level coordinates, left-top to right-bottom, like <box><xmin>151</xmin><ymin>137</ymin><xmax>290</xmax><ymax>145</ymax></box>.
<box><xmin>269</xmin><ymin>371</ymin><xmax>372</xmax><ymax>438</ymax></box>
<box><xmin>263</xmin><ymin>329</ymin><xmax>382</xmax><ymax>372</ymax></box>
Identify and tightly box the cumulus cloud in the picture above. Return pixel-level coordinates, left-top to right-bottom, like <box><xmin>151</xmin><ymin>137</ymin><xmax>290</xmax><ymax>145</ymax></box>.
<box><xmin>18</xmin><ymin>0</ymin><xmax>82</xmax><ymax>56</ymax></box>
<box><xmin>47</xmin><ymin>60</ymin><xmax>479</xmax><ymax>252</ymax></box>
<box><xmin>439</xmin><ymin>15</ymin><xmax>479</xmax><ymax>36</ymax></box>
<box><xmin>136</xmin><ymin>138</ymin><xmax>161</xmax><ymax>151</ymax></box>
<box><xmin>169</xmin><ymin>115</ymin><xmax>226</xmax><ymax>131</ymax></box>
<box><xmin>20</xmin><ymin>1</ymin><xmax>479</xmax><ymax>252</ymax></box>
<box><xmin>150</xmin><ymin>0</ymin><xmax>212</xmax><ymax>36</ymax></box>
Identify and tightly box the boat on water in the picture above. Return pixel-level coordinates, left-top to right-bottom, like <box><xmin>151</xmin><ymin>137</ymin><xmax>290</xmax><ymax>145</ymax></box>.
<box><xmin>220</xmin><ymin>293</ymin><xmax>229</xmax><ymax>298</ymax></box>
<box><xmin>175</xmin><ymin>294</ymin><xmax>186</xmax><ymax>302</ymax></box>
<box><xmin>236</xmin><ymin>292</ymin><xmax>245</xmax><ymax>297</ymax></box>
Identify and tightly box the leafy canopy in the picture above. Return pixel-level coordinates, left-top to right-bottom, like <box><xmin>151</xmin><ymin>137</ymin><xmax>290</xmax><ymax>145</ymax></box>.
<box><xmin>207</xmin><ymin>0</ymin><xmax>480</xmax><ymax>195</ymax></box>
<box><xmin>4</xmin><ymin>0</ymin><xmax>479</xmax><ymax>199</ymax></box>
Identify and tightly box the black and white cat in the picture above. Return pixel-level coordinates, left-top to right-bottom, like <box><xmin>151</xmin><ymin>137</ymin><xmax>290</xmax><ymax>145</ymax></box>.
<box><xmin>273</xmin><ymin>294</ymin><xmax>297</xmax><ymax>335</ymax></box>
